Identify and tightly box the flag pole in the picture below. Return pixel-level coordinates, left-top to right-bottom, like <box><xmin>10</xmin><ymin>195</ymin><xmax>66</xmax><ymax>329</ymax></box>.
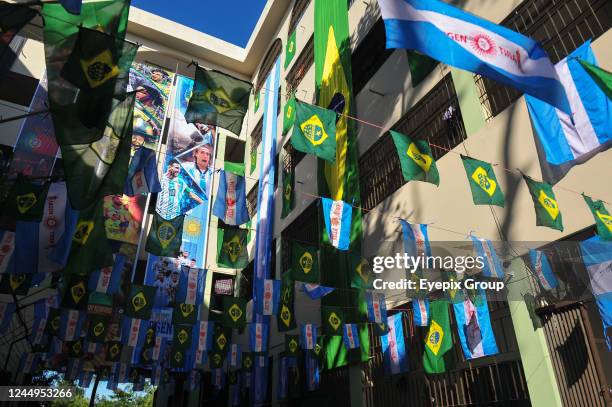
<box><xmin>0</xmin><ymin>109</ymin><xmax>49</xmax><ymax>124</ymax></box>
<box><xmin>88</xmin><ymin>374</ymin><xmax>100</xmax><ymax>407</ymax></box>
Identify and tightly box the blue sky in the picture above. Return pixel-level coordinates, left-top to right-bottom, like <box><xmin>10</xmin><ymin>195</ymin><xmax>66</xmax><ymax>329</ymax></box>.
<box><xmin>131</xmin><ymin>0</ymin><xmax>268</xmax><ymax>47</ymax></box>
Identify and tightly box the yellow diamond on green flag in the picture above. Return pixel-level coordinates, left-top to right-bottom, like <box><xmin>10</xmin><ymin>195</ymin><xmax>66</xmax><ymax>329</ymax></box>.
<box><xmin>217</xmin><ymin>333</ymin><xmax>227</xmax><ymax>350</ymax></box>
<box><xmin>390</xmin><ymin>131</ymin><xmax>439</xmax><ymax>185</ymax></box>
<box><xmin>177</xmin><ymin>328</ymin><xmax>189</xmax><ymax>345</ymax></box>
<box><xmin>70</xmin><ymin>281</ymin><xmax>86</xmax><ymax>304</ymax></box>
<box><xmin>80</xmin><ymin>49</ymin><xmax>120</xmax><ymax>88</ymax></box>
<box><xmin>229</xmin><ymin>303</ymin><xmax>243</xmax><ymax>322</ymax></box>
<box><xmin>300</xmin><ymin>114</ymin><xmax>328</xmax><ymax>146</ymax></box>
<box><xmin>157</xmin><ymin>221</ymin><xmax>177</xmax><ymax>248</ymax></box>
<box><xmin>213</xmin><ymin>353</ymin><xmax>222</xmax><ymax>365</ymax></box>
<box><xmin>109</xmin><ymin>343</ymin><xmax>120</xmax><ymax>358</ymax></box>
<box><xmin>202</xmin><ymin>87</ymin><xmax>238</xmax><ymax>114</ymax></box>
<box><xmin>289</xmin><ymin>338</ymin><xmax>298</xmax><ymax>353</ymax></box>
<box><xmin>461</xmin><ymin>156</ymin><xmax>505</xmax><ymax>207</ymax></box>
<box><xmin>180</xmin><ymin>303</ymin><xmax>194</xmax><ymax>318</ymax></box>
<box><xmin>292</xmin><ymin>99</ymin><xmax>337</xmax><ymax>163</ymax></box>
<box><xmin>131</xmin><ymin>291</ymin><xmax>147</xmax><ymax>311</ymax></box>
<box><xmin>471</xmin><ymin>166</ymin><xmax>497</xmax><ymax>197</ymax></box>
<box><xmin>280</xmin><ymin>304</ymin><xmax>292</xmax><ymax>327</ymax></box>
<box><xmin>524</xmin><ymin>176</ymin><xmax>563</xmax><ymax>231</ymax></box>
<box><xmin>223</xmin><ymin>235</ymin><xmax>243</xmax><ymax>263</ymax></box>
<box><xmin>299</xmin><ymin>252</ymin><xmax>313</xmax><ymax>274</ymax></box>
<box><xmin>72</xmin><ymin>341</ymin><xmax>82</xmax><ymax>354</ymax></box>
<box><xmin>538</xmin><ymin>190</ymin><xmax>559</xmax><ymax>220</ymax></box>
<box><xmin>16</xmin><ymin>192</ymin><xmax>37</xmax><ymax>214</ymax></box>
<box><xmin>426</xmin><ymin>320</ymin><xmax>444</xmax><ymax>355</ymax></box>
<box><xmin>93</xmin><ymin>321</ymin><xmax>105</xmax><ymax>337</ymax></box>
<box><xmin>596</xmin><ymin>211</ymin><xmax>612</xmax><ymax>231</ymax></box>
<box><xmin>406</xmin><ymin>142</ymin><xmax>432</xmax><ymax>172</ymax></box>
<box><xmin>328</xmin><ymin>312</ymin><xmax>341</xmax><ymax>331</ymax></box>
<box><xmin>174</xmin><ymin>350</ymin><xmax>183</xmax><ymax>362</ymax></box>
<box><xmin>73</xmin><ymin>221</ymin><xmax>94</xmax><ymax>245</ymax></box>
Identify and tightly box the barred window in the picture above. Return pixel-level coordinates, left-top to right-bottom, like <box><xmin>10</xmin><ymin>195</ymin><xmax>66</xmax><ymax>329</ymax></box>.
<box><xmin>282</xmin><ymin>142</ymin><xmax>306</xmax><ymax>171</ymax></box>
<box><xmin>250</xmin><ymin>117</ymin><xmax>263</xmax><ymax>155</ymax></box>
<box><xmin>286</xmin><ymin>34</ymin><xmax>314</xmax><ymax>95</ymax></box>
<box><xmin>351</xmin><ymin>18</ymin><xmax>394</xmax><ymax>95</ymax></box>
<box><xmin>255</xmin><ymin>39</ymin><xmax>283</xmax><ymax>92</ymax></box>
<box><xmin>359</xmin><ymin>74</ymin><xmax>466</xmax><ymax>210</ymax></box>
<box><xmin>281</xmin><ymin>202</ymin><xmax>319</xmax><ymax>274</ymax></box>
<box><xmin>475</xmin><ymin>0</ymin><xmax>612</xmax><ymax>120</ymax></box>
<box><xmin>288</xmin><ymin>0</ymin><xmax>312</xmax><ymax>34</ymax></box>
<box><xmin>247</xmin><ymin>182</ymin><xmax>259</xmax><ymax>218</ymax></box>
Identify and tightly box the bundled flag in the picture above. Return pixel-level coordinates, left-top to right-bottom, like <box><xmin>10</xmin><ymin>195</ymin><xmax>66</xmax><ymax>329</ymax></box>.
<box><xmin>291</xmin><ymin>242</ymin><xmax>320</xmax><ymax>283</ymax></box>
<box><xmin>343</xmin><ymin>323</ymin><xmax>360</xmax><ymax>349</ymax></box>
<box><xmin>366</xmin><ymin>291</ymin><xmax>388</xmax><ymax>323</ymax></box>
<box><xmin>301</xmin><ymin>324</ymin><xmax>317</xmax><ymax>350</ymax></box>
<box><xmin>282</xmin><ymin>95</ymin><xmax>296</xmax><ymax>134</ymax></box>
<box><xmin>217</xmin><ymin>227</ymin><xmax>249</xmax><ymax>268</ymax></box>
<box><xmin>471</xmin><ymin>236</ymin><xmax>504</xmax><ymax>279</ymax></box>
<box><xmin>412</xmin><ymin>298</ymin><xmax>430</xmax><ymax>326</ymax></box>
<box><xmin>258</xmin><ymin>278</ymin><xmax>280</xmax><ymax>315</ymax></box>
<box><xmin>145</xmin><ymin>213</ymin><xmax>184</xmax><ymax>257</ymax></box>
<box><xmin>391</xmin><ymin>130</ymin><xmax>439</xmax><ymax>185</ymax></box>
<box><xmin>400</xmin><ymin>219</ymin><xmax>432</xmax><ymax>259</ymax></box>
<box><xmin>452</xmin><ymin>295</ymin><xmax>499</xmax><ymax>359</ymax></box>
<box><xmin>461</xmin><ymin>155</ymin><xmax>505</xmax><ymax>207</ymax></box>
<box><xmin>583</xmin><ymin>194</ymin><xmax>612</xmax><ymax>241</ymax></box>
<box><xmin>423</xmin><ymin>301</ymin><xmax>453</xmax><ymax>373</ymax></box>
<box><xmin>321</xmin><ymin>197</ymin><xmax>352</xmax><ymax>250</ymax></box>
<box><xmin>525</xmin><ymin>42</ymin><xmax>612</xmax><ymax>184</ymax></box>
<box><xmin>381</xmin><ymin>313</ymin><xmax>409</xmax><ymax>374</ymax></box>
<box><xmin>124</xmin><ymin>285</ymin><xmax>156</xmax><ymax>320</ymax></box>
<box><xmin>529</xmin><ymin>249</ymin><xmax>559</xmax><ymax>291</ymax></box>
<box><xmin>377</xmin><ymin>0</ymin><xmax>571</xmax><ymax>114</ymax></box>
<box><xmin>302</xmin><ymin>283</ymin><xmax>335</xmax><ymax>300</ymax></box>
<box><xmin>249</xmin><ymin>322</ymin><xmax>268</xmax><ymax>353</ymax></box>
<box><xmin>285</xmin><ymin>334</ymin><xmax>300</xmax><ymax>355</ymax></box>
<box><xmin>322</xmin><ymin>306</ymin><xmax>344</xmax><ymax>336</ymax></box>
<box><xmin>523</xmin><ymin>175</ymin><xmax>564</xmax><ymax>231</ymax></box>
<box><xmin>291</xmin><ymin>99</ymin><xmax>337</xmax><ymax>163</ymax></box>
<box><xmin>1</xmin><ymin>176</ymin><xmax>50</xmax><ymax>222</ymax></box>
<box><xmin>185</xmin><ymin>66</ymin><xmax>252</xmax><ymax>135</ymax></box>
<box><xmin>125</xmin><ymin>146</ymin><xmax>161</xmax><ymax>196</ymax></box>
<box><xmin>213</xmin><ymin>170</ymin><xmax>250</xmax><ymax>225</ymax></box>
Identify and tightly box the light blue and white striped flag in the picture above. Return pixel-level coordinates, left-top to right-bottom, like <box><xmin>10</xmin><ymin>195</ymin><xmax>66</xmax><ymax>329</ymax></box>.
<box><xmin>301</xmin><ymin>323</ymin><xmax>317</xmax><ymax>350</ymax></box>
<box><xmin>366</xmin><ymin>291</ymin><xmax>388</xmax><ymax>323</ymax></box>
<box><xmin>302</xmin><ymin>283</ymin><xmax>335</xmax><ymax>300</ymax></box>
<box><xmin>529</xmin><ymin>249</ymin><xmax>559</xmax><ymax>291</ymax></box>
<box><xmin>452</xmin><ymin>295</ymin><xmax>499</xmax><ymax>359</ymax></box>
<box><xmin>381</xmin><ymin>313</ymin><xmax>409</xmax><ymax>374</ymax></box>
<box><xmin>343</xmin><ymin>324</ymin><xmax>360</xmax><ymax>349</ymax></box>
<box><xmin>400</xmin><ymin>219</ymin><xmax>432</xmax><ymax>259</ymax></box>
<box><xmin>471</xmin><ymin>236</ymin><xmax>504</xmax><ymax>278</ymax></box>
<box><xmin>213</xmin><ymin>170</ymin><xmax>250</xmax><ymax>226</ymax></box>
<box><xmin>412</xmin><ymin>298</ymin><xmax>429</xmax><ymax>326</ymax></box>
<box><xmin>321</xmin><ymin>197</ymin><xmax>352</xmax><ymax>251</ymax></box>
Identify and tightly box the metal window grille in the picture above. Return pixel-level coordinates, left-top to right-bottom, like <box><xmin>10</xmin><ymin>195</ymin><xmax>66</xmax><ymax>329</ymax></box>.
<box><xmin>247</xmin><ymin>181</ymin><xmax>259</xmax><ymax>218</ymax></box>
<box><xmin>359</xmin><ymin>74</ymin><xmax>466</xmax><ymax>210</ymax></box>
<box><xmin>250</xmin><ymin>117</ymin><xmax>263</xmax><ymax>155</ymax></box>
<box><xmin>288</xmin><ymin>0</ymin><xmax>312</xmax><ymax>34</ymax></box>
<box><xmin>281</xmin><ymin>202</ymin><xmax>319</xmax><ymax>273</ymax></box>
<box><xmin>286</xmin><ymin>34</ymin><xmax>314</xmax><ymax>95</ymax></box>
<box><xmin>351</xmin><ymin>18</ymin><xmax>394</xmax><ymax>95</ymax></box>
<box><xmin>475</xmin><ymin>0</ymin><xmax>612</xmax><ymax>120</ymax></box>
<box><xmin>282</xmin><ymin>141</ymin><xmax>306</xmax><ymax>170</ymax></box>
<box><xmin>255</xmin><ymin>39</ymin><xmax>283</xmax><ymax>92</ymax></box>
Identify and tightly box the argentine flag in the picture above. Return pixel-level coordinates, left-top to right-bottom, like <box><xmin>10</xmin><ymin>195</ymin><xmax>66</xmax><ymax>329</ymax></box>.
<box><xmin>301</xmin><ymin>323</ymin><xmax>317</xmax><ymax>350</ymax></box>
<box><xmin>302</xmin><ymin>283</ymin><xmax>335</xmax><ymax>299</ymax></box>
<box><xmin>343</xmin><ymin>324</ymin><xmax>360</xmax><ymax>349</ymax></box>
<box><xmin>529</xmin><ymin>249</ymin><xmax>559</xmax><ymax>291</ymax></box>
<box><xmin>378</xmin><ymin>0</ymin><xmax>571</xmax><ymax>114</ymax></box>
<box><xmin>321</xmin><ymin>197</ymin><xmax>352</xmax><ymax>250</ymax></box>
<box><xmin>452</xmin><ymin>295</ymin><xmax>499</xmax><ymax>359</ymax></box>
<box><xmin>471</xmin><ymin>236</ymin><xmax>504</xmax><ymax>279</ymax></box>
<box><xmin>381</xmin><ymin>313</ymin><xmax>409</xmax><ymax>374</ymax></box>
<box><xmin>400</xmin><ymin>219</ymin><xmax>432</xmax><ymax>259</ymax></box>
<box><xmin>366</xmin><ymin>291</ymin><xmax>388</xmax><ymax>323</ymax></box>
<box><xmin>525</xmin><ymin>42</ymin><xmax>612</xmax><ymax>184</ymax></box>
<box><xmin>213</xmin><ymin>170</ymin><xmax>250</xmax><ymax>226</ymax></box>
<box><xmin>88</xmin><ymin>254</ymin><xmax>125</xmax><ymax>295</ymax></box>
<box><xmin>412</xmin><ymin>298</ymin><xmax>429</xmax><ymax>326</ymax></box>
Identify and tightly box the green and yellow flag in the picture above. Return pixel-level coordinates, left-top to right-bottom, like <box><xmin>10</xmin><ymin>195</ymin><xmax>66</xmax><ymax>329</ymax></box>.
<box><xmin>278</xmin><ymin>302</ymin><xmax>297</xmax><ymax>332</ymax></box>
<box><xmin>390</xmin><ymin>130</ymin><xmax>440</xmax><ymax>186</ymax></box>
<box><xmin>67</xmin><ymin>339</ymin><xmax>84</xmax><ymax>358</ymax></box>
<box><xmin>285</xmin><ymin>334</ymin><xmax>300</xmax><ymax>355</ymax></box>
<box><xmin>583</xmin><ymin>194</ymin><xmax>612</xmax><ymax>240</ymax></box>
<box><xmin>61</xmin><ymin>274</ymin><xmax>88</xmax><ymax>310</ymax></box>
<box><xmin>173</xmin><ymin>302</ymin><xmax>197</xmax><ymax>325</ymax></box>
<box><xmin>1</xmin><ymin>176</ymin><xmax>50</xmax><ymax>222</ymax></box>
<box><xmin>281</xmin><ymin>160</ymin><xmax>295</xmax><ymax>219</ymax></box>
<box><xmin>106</xmin><ymin>341</ymin><xmax>122</xmax><ymax>362</ymax></box>
<box><xmin>292</xmin><ymin>99</ymin><xmax>337</xmax><ymax>163</ymax></box>
<box><xmin>146</xmin><ymin>213</ymin><xmax>185</xmax><ymax>257</ymax></box>
<box><xmin>125</xmin><ymin>284</ymin><xmax>155</xmax><ymax>320</ymax></box>
<box><xmin>242</xmin><ymin>352</ymin><xmax>254</xmax><ymax>370</ymax></box>
<box><xmin>523</xmin><ymin>175</ymin><xmax>563</xmax><ymax>231</ymax></box>
<box><xmin>285</xmin><ymin>30</ymin><xmax>297</xmax><ymax>68</ymax></box>
<box><xmin>282</xmin><ymin>95</ymin><xmax>296</xmax><ymax>134</ymax></box>
<box><xmin>0</xmin><ymin>273</ymin><xmax>31</xmax><ymax>296</ymax></box>
<box><xmin>349</xmin><ymin>253</ymin><xmax>373</xmax><ymax>289</ymax></box>
<box><xmin>173</xmin><ymin>324</ymin><xmax>193</xmax><ymax>350</ymax></box>
<box><xmin>217</xmin><ymin>227</ymin><xmax>249</xmax><ymax>269</ymax></box>
<box><xmin>222</xmin><ymin>297</ymin><xmax>246</xmax><ymax>329</ymax></box>
<box><xmin>322</xmin><ymin>306</ymin><xmax>344</xmax><ymax>336</ymax></box>
<box><xmin>423</xmin><ymin>301</ymin><xmax>454</xmax><ymax>374</ymax></box>
<box><xmin>45</xmin><ymin>309</ymin><xmax>62</xmax><ymax>337</ymax></box>
<box><xmin>87</xmin><ymin>315</ymin><xmax>110</xmax><ymax>343</ymax></box>
<box><xmin>184</xmin><ymin>66</ymin><xmax>253</xmax><ymax>136</ymax></box>
<box><xmin>249</xmin><ymin>143</ymin><xmax>257</xmax><ymax>175</ymax></box>
<box><xmin>579</xmin><ymin>59</ymin><xmax>612</xmax><ymax>101</ymax></box>
<box><xmin>291</xmin><ymin>242</ymin><xmax>319</xmax><ymax>284</ymax></box>
<box><xmin>213</xmin><ymin>325</ymin><xmax>231</xmax><ymax>355</ymax></box>
<box><xmin>209</xmin><ymin>351</ymin><xmax>224</xmax><ymax>369</ymax></box>
<box><xmin>170</xmin><ymin>347</ymin><xmax>186</xmax><ymax>368</ymax></box>
<box><xmin>461</xmin><ymin>155</ymin><xmax>505</xmax><ymax>207</ymax></box>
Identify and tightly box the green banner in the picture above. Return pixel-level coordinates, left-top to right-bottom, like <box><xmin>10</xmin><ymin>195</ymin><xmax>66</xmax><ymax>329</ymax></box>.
<box><xmin>390</xmin><ymin>130</ymin><xmax>440</xmax><ymax>186</ymax></box>
<box><xmin>461</xmin><ymin>155</ymin><xmax>505</xmax><ymax>207</ymax></box>
<box><xmin>125</xmin><ymin>284</ymin><xmax>156</xmax><ymax>320</ymax></box>
<box><xmin>423</xmin><ymin>301</ymin><xmax>454</xmax><ymax>374</ymax></box>
<box><xmin>217</xmin><ymin>227</ymin><xmax>249</xmax><ymax>269</ymax></box>
<box><xmin>145</xmin><ymin>213</ymin><xmax>185</xmax><ymax>257</ymax></box>
<box><xmin>583</xmin><ymin>194</ymin><xmax>612</xmax><ymax>240</ymax></box>
<box><xmin>285</xmin><ymin>30</ymin><xmax>297</xmax><ymax>69</ymax></box>
<box><xmin>292</xmin><ymin>99</ymin><xmax>337</xmax><ymax>163</ymax></box>
<box><xmin>523</xmin><ymin>175</ymin><xmax>564</xmax><ymax>231</ymax></box>
<box><xmin>290</xmin><ymin>242</ymin><xmax>319</xmax><ymax>284</ymax></box>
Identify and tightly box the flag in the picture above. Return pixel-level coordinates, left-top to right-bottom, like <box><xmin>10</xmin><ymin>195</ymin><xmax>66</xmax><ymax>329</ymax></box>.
<box><xmin>87</xmin><ymin>315</ymin><xmax>110</xmax><ymax>342</ymax></box>
<box><xmin>452</xmin><ymin>295</ymin><xmax>499</xmax><ymax>359</ymax></box>
<box><xmin>0</xmin><ymin>230</ymin><xmax>14</xmax><ymax>274</ymax></box>
<box><xmin>173</xmin><ymin>324</ymin><xmax>193</xmax><ymax>349</ymax></box>
<box><xmin>46</xmin><ymin>190</ymin><xmax>80</xmax><ymax>271</ymax></box>
<box><xmin>579</xmin><ymin>236</ymin><xmax>612</xmax><ymax>350</ymax></box>
<box><xmin>173</xmin><ymin>303</ymin><xmax>198</xmax><ymax>325</ymax></box>
<box><xmin>343</xmin><ymin>324</ymin><xmax>360</xmax><ymax>349</ymax></box>
<box><xmin>258</xmin><ymin>279</ymin><xmax>280</xmax><ymax>315</ymax></box>
<box><xmin>124</xmin><ymin>285</ymin><xmax>156</xmax><ymax>320</ymax></box>
<box><xmin>1</xmin><ymin>176</ymin><xmax>50</xmax><ymax>221</ymax></box>
<box><xmin>423</xmin><ymin>301</ymin><xmax>453</xmax><ymax>373</ymax></box>
<box><xmin>285</xmin><ymin>334</ymin><xmax>300</xmax><ymax>355</ymax></box>
<box><xmin>321</xmin><ymin>197</ymin><xmax>352</xmax><ymax>250</ymax></box>
<box><xmin>291</xmin><ymin>99</ymin><xmax>337</xmax><ymax>163</ymax></box>
<box><xmin>106</xmin><ymin>341</ymin><xmax>122</xmax><ymax>362</ymax></box>
<box><xmin>390</xmin><ymin>130</ymin><xmax>439</xmax><ymax>185</ymax></box>
<box><xmin>349</xmin><ymin>254</ymin><xmax>373</xmax><ymax>289</ymax></box>
<box><xmin>184</xmin><ymin>66</ymin><xmax>252</xmax><ymax>135</ymax></box>
<box><xmin>583</xmin><ymin>194</ymin><xmax>612</xmax><ymax>241</ymax></box>
<box><xmin>0</xmin><ymin>3</ymin><xmax>37</xmax><ymax>76</ymax></box>
<box><xmin>278</xmin><ymin>301</ymin><xmax>297</xmax><ymax>332</ymax></box>
<box><xmin>470</xmin><ymin>236</ymin><xmax>504</xmax><ymax>279</ymax></box>
<box><xmin>58</xmin><ymin>93</ymin><xmax>136</xmax><ymax>210</ymax></box>
<box><xmin>213</xmin><ymin>325</ymin><xmax>231</xmax><ymax>354</ymax></box>
<box><xmin>212</xmin><ymin>368</ymin><xmax>225</xmax><ymax>389</ymax></box>
<box><xmin>228</xmin><ymin>343</ymin><xmax>242</xmax><ymax>368</ymax></box>
<box><xmin>61</xmin><ymin>274</ymin><xmax>88</xmax><ymax>310</ymax></box>
<box><xmin>579</xmin><ymin>58</ymin><xmax>612</xmax><ymax>101</ymax></box>
<box><xmin>381</xmin><ymin>313</ymin><xmax>409</xmax><ymax>374</ymax></box>
<box><xmin>242</xmin><ymin>352</ymin><xmax>254</xmax><ymax>371</ymax></box>
<box><xmin>302</xmin><ymin>283</ymin><xmax>335</xmax><ymax>299</ymax></box>
<box><xmin>525</xmin><ymin>42</ymin><xmax>612</xmax><ymax>184</ymax></box>
<box><xmin>88</xmin><ymin>254</ymin><xmax>124</xmax><ymax>295</ymax></box>
<box><xmin>285</xmin><ymin>30</ymin><xmax>297</xmax><ymax>68</ymax></box>
<box><xmin>412</xmin><ymin>298</ymin><xmax>429</xmax><ymax>326</ymax></box>
<box><xmin>378</xmin><ymin>0</ymin><xmax>571</xmax><ymax>114</ymax></box>
<box><xmin>0</xmin><ymin>302</ymin><xmax>14</xmax><ymax>334</ymax></box>
<box><xmin>301</xmin><ymin>324</ymin><xmax>316</xmax><ymax>350</ymax></box>
<box><xmin>59</xmin><ymin>309</ymin><xmax>85</xmax><ymax>341</ymax></box>
<box><xmin>59</xmin><ymin>0</ymin><xmax>82</xmax><ymax>15</ymax></box>
<box><xmin>145</xmin><ymin>213</ymin><xmax>184</xmax><ymax>257</ymax></box>
<box><xmin>523</xmin><ymin>175</ymin><xmax>563</xmax><ymax>231</ymax></box>
<box><xmin>213</xmin><ymin>170</ymin><xmax>250</xmax><ymax>225</ymax></box>
<box><xmin>0</xmin><ymin>273</ymin><xmax>34</xmax><ymax>295</ymax></box>
<box><xmin>125</xmin><ymin>146</ymin><xmax>161</xmax><ymax>196</ymax></box>
<box><xmin>282</xmin><ymin>96</ymin><xmax>296</xmax><ymax>134</ymax></box>
<box><xmin>281</xmin><ymin>160</ymin><xmax>295</xmax><ymax>218</ymax></box>
<box><xmin>278</xmin><ymin>356</ymin><xmax>288</xmax><ymax>400</ymax></box>
<box><xmin>461</xmin><ymin>155</ymin><xmax>505</xmax><ymax>207</ymax></box>
<box><xmin>407</xmin><ymin>50</ymin><xmax>437</xmax><ymax>87</ymax></box>
<box><xmin>322</xmin><ymin>306</ymin><xmax>344</xmax><ymax>336</ymax></box>
<box><xmin>222</xmin><ymin>297</ymin><xmax>246</xmax><ymax>329</ymax></box>
<box><xmin>400</xmin><ymin>219</ymin><xmax>432</xmax><ymax>259</ymax></box>
<box><xmin>291</xmin><ymin>242</ymin><xmax>320</xmax><ymax>283</ymax></box>
<box><xmin>175</xmin><ymin>265</ymin><xmax>204</xmax><ymax>305</ymax></box>
<box><xmin>254</xmin><ymin>91</ymin><xmax>260</xmax><ymax>112</ymax></box>
<box><xmin>305</xmin><ymin>354</ymin><xmax>320</xmax><ymax>391</ymax></box>
<box><xmin>366</xmin><ymin>291</ymin><xmax>387</xmax><ymax>323</ymax></box>
<box><xmin>120</xmin><ymin>317</ymin><xmax>147</xmax><ymax>347</ymax></box>
<box><xmin>217</xmin><ymin>227</ymin><xmax>249</xmax><ymax>269</ymax></box>
<box><xmin>249</xmin><ymin>323</ymin><xmax>268</xmax><ymax>353</ymax></box>
<box><xmin>529</xmin><ymin>249</ymin><xmax>559</xmax><ymax>291</ymax></box>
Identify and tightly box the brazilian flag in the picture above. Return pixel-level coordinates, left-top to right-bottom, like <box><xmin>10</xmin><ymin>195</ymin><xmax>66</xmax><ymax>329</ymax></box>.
<box><xmin>124</xmin><ymin>285</ymin><xmax>156</xmax><ymax>320</ymax></box>
<box><xmin>173</xmin><ymin>324</ymin><xmax>193</xmax><ymax>350</ymax></box>
<box><xmin>461</xmin><ymin>155</ymin><xmax>505</xmax><ymax>207</ymax></box>
<box><xmin>139</xmin><ymin>325</ymin><xmax>157</xmax><ymax>364</ymax></box>
<box><xmin>87</xmin><ymin>315</ymin><xmax>110</xmax><ymax>343</ymax></box>
<box><xmin>579</xmin><ymin>59</ymin><xmax>612</xmax><ymax>101</ymax></box>
<box><xmin>310</xmin><ymin>335</ymin><xmax>325</xmax><ymax>362</ymax></box>
<box><xmin>213</xmin><ymin>325</ymin><xmax>232</xmax><ymax>355</ymax></box>
<box><xmin>242</xmin><ymin>352</ymin><xmax>254</xmax><ymax>371</ymax></box>
<box><xmin>45</xmin><ymin>308</ymin><xmax>62</xmax><ymax>337</ymax></box>
<box><xmin>281</xmin><ymin>161</ymin><xmax>295</xmax><ymax>219</ymax></box>
<box><xmin>291</xmin><ymin>242</ymin><xmax>319</xmax><ymax>284</ymax></box>
<box><xmin>583</xmin><ymin>194</ymin><xmax>612</xmax><ymax>240</ymax></box>
<box><xmin>0</xmin><ymin>273</ymin><xmax>31</xmax><ymax>296</ymax></box>
<box><xmin>1</xmin><ymin>176</ymin><xmax>50</xmax><ymax>222</ymax></box>
<box><xmin>322</xmin><ymin>306</ymin><xmax>344</xmax><ymax>336</ymax></box>
<box><xmin>285</xmin><ymin>334</ymin><xmax>300</xmax><ymax>356</ymax></box>
<box><xmin>146</xmin><ymin>213</ymin><xmax>185</xmax><ymax>257</ymax></box>
<box><xmin>373</xmin><ymin>321</ymin><xmax>389</xmax><ymax>336</ymax></box>
<box><xmin>222</xmin><ymin>297</ymin><xmax>246</xmax><ymax>329</ymax></box>
<box><xmin>249</xmin><ymin>142</ymin><xmax>257</xmax><ymax>175</ymax></box>
<box><xmin>407</xmin><ymin>51</ymin><xmax>438</xmax><ymax>87</ymax></box>
<box><xmin>523</xmin><ymin>175</ymin><xmax>563</xmax><ymax>231</ymax></box>
<box><xmin>173</xmin><ymin>302</ymin><xmax>198</xmax><ymax>325</ymax></box>
<box><xmin>63</xmin><ymin>199</ymin><xmax>114</xmax><ymax>275</ymax></box>
<box><xmin>209</xmin><ymin>351</ymin><xmax>224</xmax><ymax>369</ymax></box>
<box><xmin>67</xmin><ymin>339</ymin><xmax>84</xmax><ymax>358</ymax></box>
<box><xmin>291</xmin><ymin>99</ymin><xmax>337</xmax><ymax>163</ymax></box>
<box><xmin>217</xmin><ymin>227</ymin><xmax>248</xmax><ymax>269</ymax></box>
<box><xmin>106</xmin><ymin>341</ymin><xmax>122</xmax><ymax>362</ymax></box>
<box><xmin>423</xmin><ymin>301</ymin><xmax>454</xmax><ymax>374</ymax></box>
<box><xmin>390</xmin><ymin>130</ymin><xmax>440</xmax><ymax>186</ymax></box>
<box><xmin>170</xmin><ymin>347</ymin><xmax>186</xmax><ymax>369</ymax></box>
<box><xmin>282</xmin><ymin>96</ymin><xmax>296</xmax><ymax>134</ymax></box>
<box><xmin>278</xmin><ymin>272</ymin><xmax>296</xmax><ymax>332</ymax></box>
<box><xmin>285</xmin><ymin>30</ymin><xmax>297</xmax><ymax>68</ymax></box>
<box><xmin>185</xmin><ymin>66</ymin><xmax>253</xmax><ymax>136</ymax></box>
<box><xmin>280</xmin><ymin>272</ymin><xmax>294</xmax><ymax>305</ymax></box>
<box><xmin>349</xmin><ymin>253</ymin><xmax>373</xmax><ymax>289</ymax></box>
<box><xmin>61</xmin><ymin>274</ymin><xmax>89</xmax><ymax>310</ymax></box>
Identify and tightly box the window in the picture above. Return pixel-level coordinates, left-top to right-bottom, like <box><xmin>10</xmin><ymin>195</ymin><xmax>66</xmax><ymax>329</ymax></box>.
<box><xmin>288</xmin><ymin>0</ymin><xmax>312</xmax><ymax>34</ymax></box>
<box><xmin>224</xmin><ymin>136</ymin><xmax>245</xmax><ymax>163</ymax></box>
<box><xmin>351</xmin><ymin>18</ymin><xmax>394</xmax><ymax>95</ymax></box>
<box><xmin>0</xmin><ymin>71</ymin><xmax>39</xmax><ymax>107</ymax></box>
<box><xmin>255</xmin><ymin>39</ymin><xmax>283</xmax><ymax>92</ymax></box>
<box><xmin>247</xmin><ymin>182</ymin><xmax>259</xmax><ymax>218</ymax></box>
<box><xmin>475</xmin><ymin>0</ymin><xmax>612</xmax><ymax>120</ymax></box>
<box><xmin>249</xmin><ymin>117</ymin><xmax>263</xmax><ymax>157</ymax></box>
<box><xmin>359</xmin><ymin>74</ymin><xmax>466</xmax><ymax>210</ymax></box>
<box><xmin>281</xmin><ymin>202</ymin><xmax>319</xmax><ymax>273</ymax></box>
<box><xmin>286</xmin><ymin>34</ymin><xmax>314</xmax><ymax>95</ymax></box>
<box><xmin>236</xmin><ymin>261</ymin><xmax>254</xmax><ymax>300</ymax></box>
<box><xmin>283</xmin><ymin>142</ymin><xmax>306</xmax><ymax>170</ymax></box>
